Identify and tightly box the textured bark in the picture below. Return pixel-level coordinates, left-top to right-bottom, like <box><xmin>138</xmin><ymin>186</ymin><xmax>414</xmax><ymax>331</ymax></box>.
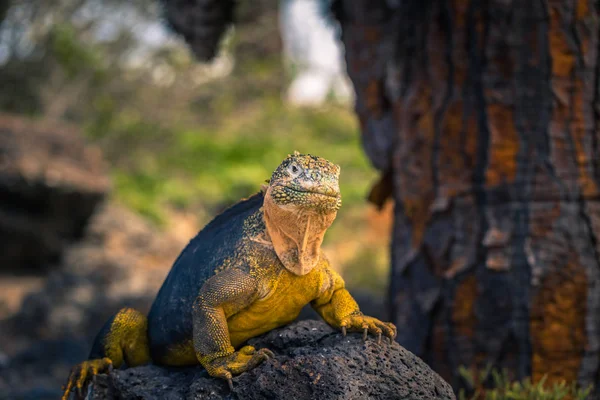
<box><xmin>337</xmin><ymin>0</ymin><xmax>600</xmax><ymax>392</ymax></box>
<box><xmin>0</xmin><ymin>0</ymin><xmax>9</xmax><ymax>26</ymax></box>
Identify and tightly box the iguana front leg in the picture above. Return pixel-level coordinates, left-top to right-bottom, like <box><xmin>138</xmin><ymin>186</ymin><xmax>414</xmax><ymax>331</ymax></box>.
<box><xmin>193</xmin><ymin>267</ymin><xmax>273</xmax><ymax>389</ymax></box>
<box><xmin>312</xmin><ymin>269</ymin><xmax>397</xmax><ymax>343</ymax></box>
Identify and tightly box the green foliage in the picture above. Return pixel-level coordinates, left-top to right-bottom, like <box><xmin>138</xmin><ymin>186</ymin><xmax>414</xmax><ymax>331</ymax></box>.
<box><xmin>100</xmin><ymin>100</ymin><xmax>373</xmax><ymax>226</ymax></box>
<box><xmin>458</xmin><ymin>366</ymin><xmax>594</xmax><ymax>400</ymax></box>
<box><xmin>50</xmin><ymin>23</ymin><xmax>106</xmax><ymax>79</ymax></box>
<box><xmin>0</xmin><ymin>0</ymin><xmax>387</xmax><ymax>292</ymax></box>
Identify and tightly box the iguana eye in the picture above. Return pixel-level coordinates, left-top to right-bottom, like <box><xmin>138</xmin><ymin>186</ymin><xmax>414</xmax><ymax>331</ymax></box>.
<box><xmin>287</xmin><ymin>163</ymin><xmax>301</xmax><ymax>177</ymax></box>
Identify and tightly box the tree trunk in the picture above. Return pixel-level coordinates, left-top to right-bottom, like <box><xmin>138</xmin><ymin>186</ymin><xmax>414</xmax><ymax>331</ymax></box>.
<box><xmin>337</xmin><ymin>0</ymin><xmax>600</xmax><ymax>391</ymax></box>
<box><xmin>0</xmin><ymin>1</ymin><xmax>9</xmax><ymax>25</ymax></box>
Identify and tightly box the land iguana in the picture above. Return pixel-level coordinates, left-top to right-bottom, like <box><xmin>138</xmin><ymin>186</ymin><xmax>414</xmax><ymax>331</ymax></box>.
<box><xmin>62</xmin><ymin>152</ymin><xmax>397</xmax><ymax>399</ymax></box>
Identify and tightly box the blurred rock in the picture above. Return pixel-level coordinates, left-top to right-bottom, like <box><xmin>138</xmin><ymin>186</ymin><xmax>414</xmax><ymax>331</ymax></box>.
<box><xmin>0</xmin><ymin>203</ymin><xmax>186</xmax><ymax>399</ymax></box>
<box><xmin>1</xmin><ymin>203</ymin><xmax>185</xmax><ymax>348</ymax></box>
<box><xmin>89</xmin><ymin>320</ymin><xmax>455</xmax><ymax>400</ymax></box>
<box><xmin>0</xmin><ymin>113</ymin><xmax>110</xmax><ymax>274</ymax></box>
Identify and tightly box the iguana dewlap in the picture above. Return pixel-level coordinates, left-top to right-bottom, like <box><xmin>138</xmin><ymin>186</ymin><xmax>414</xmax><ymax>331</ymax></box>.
<box><xmin>62</xmin><ymin>153</ymin><xmax>396</xmax><ymax>399</ymax></box>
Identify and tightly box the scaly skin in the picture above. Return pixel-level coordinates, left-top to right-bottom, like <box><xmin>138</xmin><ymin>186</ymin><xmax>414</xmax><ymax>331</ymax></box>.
<box><xmin>62</xmin><ymin>153</ymin><xmax>397</xmax><ymax>399</ymax></box>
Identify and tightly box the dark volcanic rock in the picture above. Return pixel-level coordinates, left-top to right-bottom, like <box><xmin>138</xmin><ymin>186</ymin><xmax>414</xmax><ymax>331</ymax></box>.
<box><xmin>90</xmin><ymin>320</ymin><xmax>455</xmax><ymax>400</ymax></box>
<box><xmin>0</xmin><ymin>113</ymin><xmax>110</xmax><ymax>274</ymax></box>
<box><xmin>5</xmin><ymin>204</ymin><xmax>183</xmax><ymax>342</ymax></box>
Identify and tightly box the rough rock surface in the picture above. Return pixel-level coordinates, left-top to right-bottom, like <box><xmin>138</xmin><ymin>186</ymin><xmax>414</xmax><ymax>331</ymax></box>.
<box><xmin>0</xmin><ymin>113</ymin><xmax>110</xmax><ymax>273</ymax></box>
<box><xmin>89</xmin><ymin>320</ymin><xmax>455</xmax><ymax>400</ymax></box>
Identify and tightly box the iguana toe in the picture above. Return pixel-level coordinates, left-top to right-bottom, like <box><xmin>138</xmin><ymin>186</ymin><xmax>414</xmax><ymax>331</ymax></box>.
<box><xmin>62</xmin><ymin>357</ymin><xmax>112</xmax><ymax>400</ymax></box>
<box><xmin>376</xmin><ymin>330</ymin><xmax>382</xmax><ymax>345</ymax></box>
<box><xmin>339</xmin><ymin>314</ymin><xmax>397</xmax><ymax>345</ymax></box>
<box><xmin>204</xmin><ymin>346</ymin><xmax>274</xmax><ymax>390</ymax></box>
<box><xmin>238</xmin><ymin>345</ymin><xmax>257</xmax><ymax>356</ymax></box>
<box><xmin>259</xmin><ymin>348</ymin><xmax>275</xmax><ymax>359</ymax></box>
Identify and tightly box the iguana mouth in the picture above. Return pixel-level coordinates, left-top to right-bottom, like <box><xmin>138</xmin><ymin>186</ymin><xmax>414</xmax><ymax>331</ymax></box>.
<box><xmin>285</xmin><ymin>186</ymin><xmax>340</xmax><ymax>199</ymax></box>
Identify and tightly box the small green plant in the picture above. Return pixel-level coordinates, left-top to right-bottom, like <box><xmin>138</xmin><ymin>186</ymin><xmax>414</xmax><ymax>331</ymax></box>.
<box><xmin>458</xmin><ymin>366</ymin><xmax>594</xmax><ymax>400</ymax></box>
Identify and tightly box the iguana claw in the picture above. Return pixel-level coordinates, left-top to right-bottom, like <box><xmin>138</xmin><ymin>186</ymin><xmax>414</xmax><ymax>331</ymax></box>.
<box><xmin>61</xmin><ymin>357</ymin><xmax>113</xmax><ymax>400</ymax></box>
<box><xmin>203</xmin><ymin>345</ymin><xmax>273</xmax><ymax>391</ymax></box>
<box><xmin>339</xmin><ymin>314</ymin><xmax>396</xmax><ymax>345</ymax></box>
<box><xmin>262</xmin><ymin>348</ymin><xmax>275</xmax><ymax>359</ymax></box>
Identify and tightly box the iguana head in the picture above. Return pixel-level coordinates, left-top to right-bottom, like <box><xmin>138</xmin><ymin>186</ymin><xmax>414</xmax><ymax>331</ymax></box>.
<box><xmin>262</xmin><ymin>152</ymin><xmax>341</xmax><ymax>276</ymax></box>
<box><xmin>266</xmin><ymin>152</ymin><xmax>342</xmax><ymax>212</ymax></box>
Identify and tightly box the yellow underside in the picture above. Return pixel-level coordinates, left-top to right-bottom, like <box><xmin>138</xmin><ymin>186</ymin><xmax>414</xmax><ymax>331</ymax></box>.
<box><xmin>160</xmin><ymin>263</ymin><xmax>330</xmax><ymax>366</ymax></box>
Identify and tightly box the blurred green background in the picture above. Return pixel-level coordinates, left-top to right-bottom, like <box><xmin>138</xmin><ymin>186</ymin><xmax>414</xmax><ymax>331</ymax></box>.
<box><xmin>0</xmin><ymin>0</ymin><xmax>390</xmax><ymax>294</ymax></box>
